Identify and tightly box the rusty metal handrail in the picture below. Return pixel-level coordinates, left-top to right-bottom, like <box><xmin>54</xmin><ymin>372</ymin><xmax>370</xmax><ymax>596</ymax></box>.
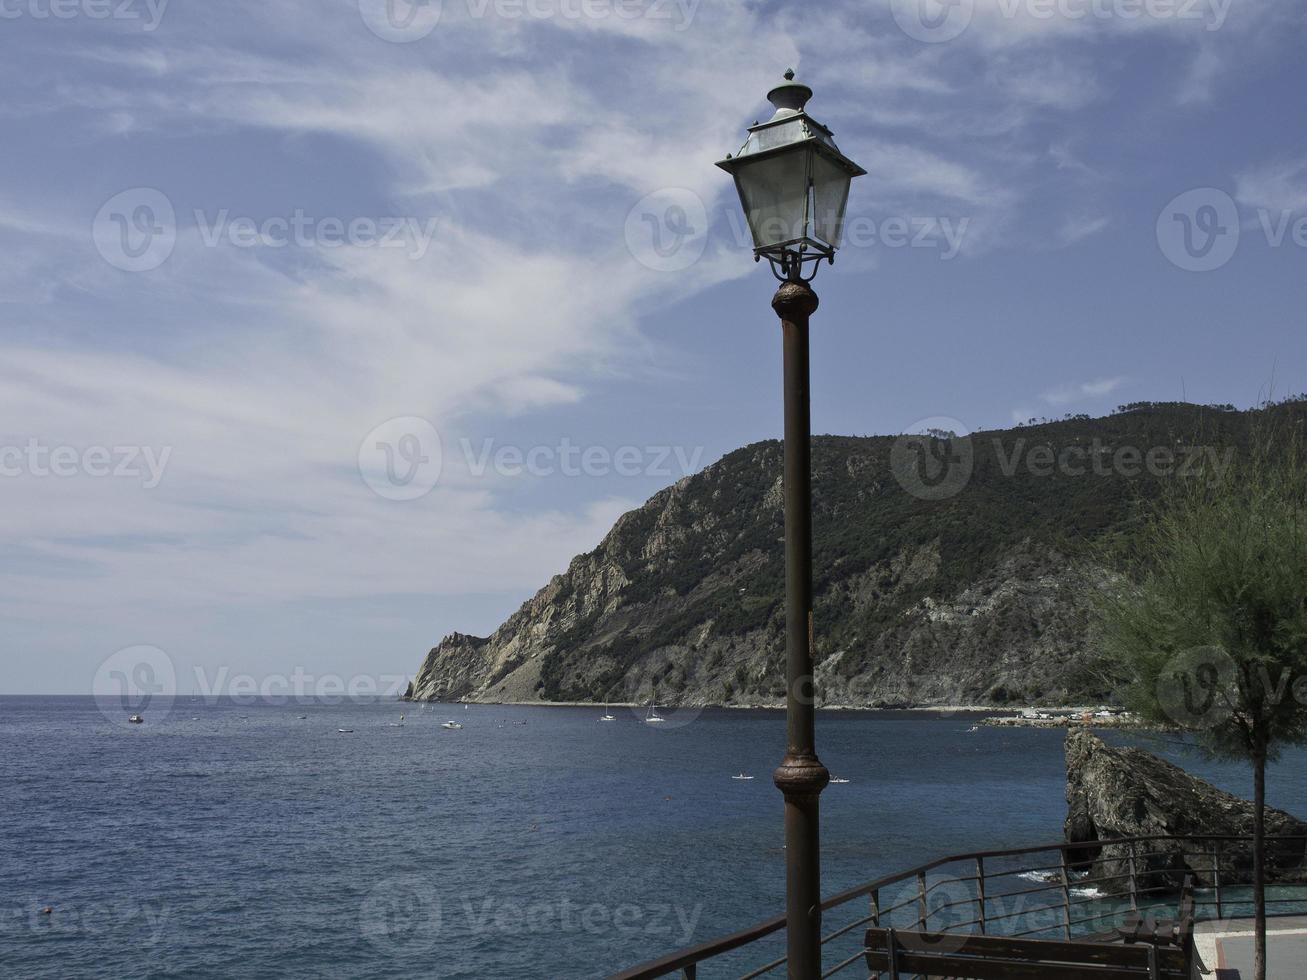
<box><xmin>609</xmin><ymin>833</ymin><xmax>1307</xmax><ymax>979</ymax></box>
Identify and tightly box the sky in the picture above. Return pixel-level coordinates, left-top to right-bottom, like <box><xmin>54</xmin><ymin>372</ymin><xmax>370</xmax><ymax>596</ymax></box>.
<box><xmin>2</xmin><ymin>0</ymin><xmax>1305</xmax><ymax>695</ymax></box>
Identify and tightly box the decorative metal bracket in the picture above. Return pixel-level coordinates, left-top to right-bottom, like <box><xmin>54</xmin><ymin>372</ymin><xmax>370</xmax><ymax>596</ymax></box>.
<box><xmin>758</xmin><ymin>244</ymin><xmax>834</xmax><ymax>283</ymax></box>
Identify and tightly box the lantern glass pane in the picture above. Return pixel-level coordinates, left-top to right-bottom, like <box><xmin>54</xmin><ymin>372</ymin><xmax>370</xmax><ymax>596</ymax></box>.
<box><xmin>811</xmin><ymin>153</ymin><xmax>853</xmax><ymax>249</ymax></box>
<box><xmin>733</xmin><ymin>148</ymin><xmax>812</xmax><ymax>250</ymax></box>
<box><xmin>739</xmin><ymin>119</ymin><xmax>808</xmax><ymax>157</ymax></box>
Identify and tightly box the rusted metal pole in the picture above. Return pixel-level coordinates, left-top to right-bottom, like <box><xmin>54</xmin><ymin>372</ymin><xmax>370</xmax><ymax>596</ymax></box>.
<box><xmin>770</xmin><ymin>276</ymin><xmax>829</xmax><ymax>980</ymax></box>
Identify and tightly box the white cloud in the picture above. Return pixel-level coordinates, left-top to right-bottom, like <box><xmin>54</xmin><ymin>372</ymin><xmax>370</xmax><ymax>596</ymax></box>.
<box><xmin>984</xmin><ymin>50</ymin><xmax>1102</xmax><ymax>111</ymax></box>
<box><xmin>1048</xmin><ymin>140</ymin><xmax>1100</xmax><ymax>178</ymax></box>
<box><xmin>963</xmin><ymin>0</ymin><xmax>1241</xmax><ymax>46</ymax></box>
<box><xmin>1041</xmin><ymin>377</ymin><xmax>1127</xmax><ymax>406</ymax></box>
<box><xmin>860</xmin><ymin>141</ymin><xmax>1002</xmax><ymax>207</ymax></box>
<box><xmin>0</xmin><ymin>0</ymin><xmax>805</xmax><ymax>670</ymax></box>
<box><xmin>1177</xmin><ymin>43</ymin><xmax>1223</xmax><ymax>104</ymax></box>
<box><xmin>1235</xmin><ymin>157</ymin><xmax>1307</xmax><ymax>214</ymax></box>
<box><xmin>0</xmin><ymin>228</ymin><xmax>646</xmax><ymax>619</ymax></box>
<box><xmin>1058</xmin><ymin>213</ymin><xmax>1110</xmax><ymax>245</ymax></box>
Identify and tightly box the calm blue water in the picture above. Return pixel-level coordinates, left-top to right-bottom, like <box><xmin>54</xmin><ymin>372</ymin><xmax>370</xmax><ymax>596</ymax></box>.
<box><xmin>4</xmin><ymin>697</ymin><xmax>1306</xmax><ymax>979</ymax></box>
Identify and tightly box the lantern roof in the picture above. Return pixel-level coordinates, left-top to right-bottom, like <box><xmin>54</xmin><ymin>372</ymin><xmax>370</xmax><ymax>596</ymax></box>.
<box><xmin>716</xmin><ymin>70</ymin><xmax>866</xmax><ymax>180</ymax></box>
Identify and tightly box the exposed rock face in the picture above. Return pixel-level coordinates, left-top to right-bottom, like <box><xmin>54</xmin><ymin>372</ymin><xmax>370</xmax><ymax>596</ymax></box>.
<box><xmin>1064</xmin><ymin>730</ymin><xmax>1307</xmax><ymax>888</ymax></box>
<box><xmin>410</xmin><ymin>403</ymin><xmax>1302</xmax><ymax>708</ymax></box>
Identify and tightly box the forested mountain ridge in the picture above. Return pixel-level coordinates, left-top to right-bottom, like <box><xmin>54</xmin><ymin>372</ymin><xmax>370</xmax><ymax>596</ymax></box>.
<box><xmin>406</xmin><ymin>400</ymin><xmax>1305</xmax><ymax>708</ymax></box>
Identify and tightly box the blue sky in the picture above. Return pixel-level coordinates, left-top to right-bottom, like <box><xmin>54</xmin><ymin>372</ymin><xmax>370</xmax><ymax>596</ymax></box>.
<box><xmin>3</xmin><ymin>0</ymin><xmax>1305</xmax><ymax>694</ymax></box>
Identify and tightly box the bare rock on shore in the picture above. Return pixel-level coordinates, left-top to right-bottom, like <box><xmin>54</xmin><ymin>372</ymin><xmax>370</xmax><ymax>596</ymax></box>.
<box><xmin>1064</xmin><ymin>730</ymin><xmax>1307</xmax><ymax>889</ymax></box>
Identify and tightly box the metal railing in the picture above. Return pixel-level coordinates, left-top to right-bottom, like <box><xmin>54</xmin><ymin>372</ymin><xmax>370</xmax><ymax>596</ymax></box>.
<box><xmin>610</xmin><ymin>834</ymin><xmax>1307</xmax><ymax>979</ymax></box>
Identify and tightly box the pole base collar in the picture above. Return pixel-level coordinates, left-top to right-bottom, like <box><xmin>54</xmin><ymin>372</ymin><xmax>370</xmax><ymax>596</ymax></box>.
<box><xmin>774</xmin><ymin>752</ymin><xmax>830</xmax><ymax>797</ymax></box>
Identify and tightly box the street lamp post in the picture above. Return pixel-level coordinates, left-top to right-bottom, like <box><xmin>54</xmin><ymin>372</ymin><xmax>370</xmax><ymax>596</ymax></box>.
<box><xmin>717</xmin><ymin>71</ymin><xmax>865</xmax><ymax>979</ymax></box>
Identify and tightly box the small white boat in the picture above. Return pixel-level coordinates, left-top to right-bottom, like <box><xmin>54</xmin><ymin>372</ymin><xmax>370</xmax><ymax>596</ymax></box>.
<box><xmin>600</xmin><ymin>704</ymin><xmax>615</xmax><ymax>721</ymax></box>
<box><xmin>128</xmin><ymin>715</ymin><xmax>144</xmax><ymax>724</ymax></box>
<box><xmin>338</xmin><ymin>728</ymin><xmax>354</xmax><ymax>734</ymax></box>
<box><xmin>441</xmin><ymin>721</ymin><xmax>463</xmax><ymax>730</ymax></box>
<box><xmin>830</xmin><ymin>777</ymin><xmax>851</xmax><ymax>784</ymax></box>
<box><xmin>644</xmin><ymin>704</ymin><xmax>665</xmax><ymax>724</ymax></box>
<box><xmin>732</xmin><ymin>773</ymin><xmax>754</xmax><ymax>780</ymax></box>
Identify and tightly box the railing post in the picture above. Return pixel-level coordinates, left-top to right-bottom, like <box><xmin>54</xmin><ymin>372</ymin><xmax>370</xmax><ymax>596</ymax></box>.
<box><xmin>681</xmin><ymin>967</ymin><xmax>696</xmax><ymax>980</ymax></box>
<box><xmin>869</xmin><ymin>888</ymin><xmax>882</xmax><ymax>980</ymax></box>
<box><xmin>1060</xmin><ymin>846</ymin><xmax>1073</xmax><ymax>939</ymax></box>
<box><xmin>976</xmin><ymin>857</ymin><xmax>986</xmax><ymax>935</ymax></box>
<box><xmin>917</xmin><ymin>871</ymin><xmax>928</xmax><ymax>931</ymax></box>
<box><xmin>1213</xmin><ymin>840</ymin><xmax>1223</xmax><ymax>921</ymax></box>
<box><xmin>1127</xmin><ymin>841</ymin><xmax>1139</xmax><ymax>912</ymax></box>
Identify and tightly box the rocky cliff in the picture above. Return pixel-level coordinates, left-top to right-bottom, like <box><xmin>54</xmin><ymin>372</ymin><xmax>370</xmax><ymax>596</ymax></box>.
<box><xmin>1064</xmin><ymin>730</ymin><xmax>1307</xmax><ymax>887</ymax></box>
<box><xmin>410</xmin><ymin>402</ymin><xmax>1302</xmax><ymax>708</ymax></box>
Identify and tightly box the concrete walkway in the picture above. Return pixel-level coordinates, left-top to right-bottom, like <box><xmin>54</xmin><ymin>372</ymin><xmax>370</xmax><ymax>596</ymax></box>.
<box><xmin>1195</xmin><ymin>916</ymin><xmax>1307</xmax><ymax>979</ymax></box>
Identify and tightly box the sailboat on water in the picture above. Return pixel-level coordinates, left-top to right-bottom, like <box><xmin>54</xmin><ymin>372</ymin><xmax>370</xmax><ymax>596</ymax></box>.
<box><xmin>599</xmin><ymin>704</ymin><xmax>615</xmax><ymax>721</ymax></box>
<box><xmin>644</xmin><ymin>702</ymin><xmax>665</xmax><ymax>724</ymax></box>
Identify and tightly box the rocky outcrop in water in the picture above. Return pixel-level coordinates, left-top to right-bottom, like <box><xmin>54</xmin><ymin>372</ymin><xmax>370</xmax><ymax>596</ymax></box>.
<box><xmin>1064</xmin><ymin>730</ymin><xmax>1307</xmax><ymax>888</ymax></box>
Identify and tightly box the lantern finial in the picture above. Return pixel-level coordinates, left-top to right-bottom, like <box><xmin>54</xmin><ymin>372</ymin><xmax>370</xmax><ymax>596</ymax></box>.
<box><xmin>767</xmin><ymin>70</ymin><xmax>813</xmax><ymax>117</ymax></box>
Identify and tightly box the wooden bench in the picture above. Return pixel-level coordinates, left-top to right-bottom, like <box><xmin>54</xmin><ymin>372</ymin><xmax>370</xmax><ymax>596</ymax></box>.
<box><xmin>864</xmin><ymin>927</ymin><xmax>1198</xmax><ymax>979</ymax></box>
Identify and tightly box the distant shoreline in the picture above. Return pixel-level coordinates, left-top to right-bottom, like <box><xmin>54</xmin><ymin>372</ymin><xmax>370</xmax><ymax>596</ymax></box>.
<box><xmin>401</xmin><ymin>697</ymin><xmax>1164</xmax><ymax>730</ymax></box>
<box><xmin>401</xmin><ymin>697</ymin><xmax>1118</xmax><ymax>716</ymax></box>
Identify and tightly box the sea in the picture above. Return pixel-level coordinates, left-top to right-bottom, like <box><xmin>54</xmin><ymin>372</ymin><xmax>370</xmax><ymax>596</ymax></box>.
<box><xmin>4</xmin><ymin>696</ymin><xmax>1307</xmax><ymax>979</ymax></box>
